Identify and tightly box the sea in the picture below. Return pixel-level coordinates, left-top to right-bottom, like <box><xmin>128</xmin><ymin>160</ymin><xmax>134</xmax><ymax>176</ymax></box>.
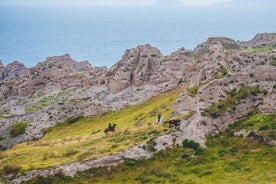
<box><xmin>0</xmin><ymin>4</ymin><xmax>275</xmax><ymax>68</ymax></box>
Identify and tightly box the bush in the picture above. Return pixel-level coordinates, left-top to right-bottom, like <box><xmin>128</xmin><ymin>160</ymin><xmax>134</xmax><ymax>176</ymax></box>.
<box><xmin>256</xmin><ymin>61</ymin><xmax>265</xmax><ymax>66</ymax></box>
<box><xmin>65</xmin><ymin>116</ymin><xmax>83</xmax><ymax>125</ymax></box>
<box><xmin>145</xmin><ymin>139</ymin><xmax>157</xmax><ymax>152</ymax></box>
<box><xmin>2</xmin><ymin>164</ymin><xmax>21</xmax><ymax>175</ymax></box>
<box><xmin>258</xmin><ymin>125</ymin><xmax>270</xmax><ymax>131</ymax></box>
<box><xmin>124</xmin><ymin>159</ymin><xmax>137</xmax><ymax>166</ymax></box>
<box><xmin>218</xmin><ymin>149</ymin><xmax>228</xmax><ymax>157</ymax></box>
<box><xmin>248</xmin><ymin>131</ymin><xmax>257</xmax><ymax>138</ymax></box>
<box><xmin>270</xmin><ymin>60</ymin><xmax>276</xmax><ymax>67</ymax></box>
<box><xmin>9</xmin><ymin>121</ymin><xmax>28</xmax><ymax>138</ymax></box>
<box><xmin>187</xmin><ymin>85</ymin><xmax>200</xmax><ymax>97</ymax></box>
<box><xmin>182</xmin><ymin>139</ymin><xmax>200</xmax><ymax>151</ymax></box>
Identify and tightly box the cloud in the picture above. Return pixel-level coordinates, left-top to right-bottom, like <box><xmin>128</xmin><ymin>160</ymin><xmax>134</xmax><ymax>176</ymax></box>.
<box><xmin>176</xmin><ymin>0</ymin><xmax>232</xmax><ymax>5</ymax></box>
<box><xmin>0</xmin><ymin>0</ymin><xmax>155</xmax><ymax>6</ymax></box>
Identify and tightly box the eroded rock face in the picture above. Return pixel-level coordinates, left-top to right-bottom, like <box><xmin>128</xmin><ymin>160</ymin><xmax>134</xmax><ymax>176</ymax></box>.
<box><xmin>0</xmin><ymin>34</ymin><xmax>275</xmax><ymax>150</ymax></box>
<box><xmin>174</xmin><ymin>66</ymin><xmax>276</xmax><ymax>145</ymax></box>
<box><xmin>240</xmin><ymin>33</ymin><xmax>276</xmax><ymax>47</ymax></box>
<box><xmin>2</xmin><ymin>33</ymin><xmax>276</xmax><ymax>183</ymax></box>
<box><xmin>0</xmin><ymin>61</ymin><xmax>26</xmax><ymax>81</ymax></box>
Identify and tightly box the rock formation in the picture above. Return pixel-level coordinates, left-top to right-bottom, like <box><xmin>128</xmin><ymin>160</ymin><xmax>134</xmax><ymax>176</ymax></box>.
<box><xmin>1</xmin><ymin>33</ymin><xmax>276</xmax><ymax>150</ymax></box>
<box><xmin>0</xmin><ymin>32</ymin><xmax>276</xmax><ymax>183</ymax></box>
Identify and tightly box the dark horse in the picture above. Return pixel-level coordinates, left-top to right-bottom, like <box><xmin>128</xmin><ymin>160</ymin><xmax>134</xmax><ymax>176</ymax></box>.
<box><xmin>104</xmin><ymin>124</ymin><xmax>117</xmax><ymax>135</ymax></box>
<box><xmin>167</xmin><ymin>119</ymin><xmax>181</xmax><ymax>128</ymax></box>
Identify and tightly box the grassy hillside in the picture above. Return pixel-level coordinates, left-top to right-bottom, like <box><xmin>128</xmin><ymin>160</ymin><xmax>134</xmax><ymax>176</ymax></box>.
<box><xmin>0</xmin><ymin>86</ymin><xmax>185</xmax><ymax>172</ymax></box>
<box><xmin>27</xmin><ymin>113</ymin><xmax>276</xmax><ymax>184</ymax></box>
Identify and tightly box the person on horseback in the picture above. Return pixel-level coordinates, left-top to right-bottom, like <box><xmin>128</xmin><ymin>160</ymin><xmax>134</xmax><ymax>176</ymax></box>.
<box><xmin>108</xmin><ymin>122</ymin><xmax>113</xmax><ymax>131</ymax></box>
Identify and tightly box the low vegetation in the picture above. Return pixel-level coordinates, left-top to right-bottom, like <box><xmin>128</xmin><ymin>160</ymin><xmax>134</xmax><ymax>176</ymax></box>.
<box><xmin>245</xmin><ymin>43</ymin><xmax>276</xmax><ymax>53</ymax></box>
<box><xmin>26</xmin><ymin>113</ymin><xmax>276</xmax><ymax>184</ymax></box>
<box><xmin>212</xmin><ymin>67</ymin><xmax>229</xmax><ymax>80</ymax></box>
<box><xmin>26</xmin><ymin>92</ymin><xmax>69</xmax><ymax>112</ymax></box>
<box><xmin>9</xmin><ymin>121</ymin><xmax>28</xmax><ymax>138</ymax></box>
<box><xmin>203</xmin><ymin>84</ymin><xmax>261</xmax><ymax>118</ymax></box>
<box><xmin>187</xmin><ymin>85</ymin><xmax>201</xmax><ymax>97</ymax></box>
<box><xmin>187</xmin><ymin>83</ymin><xmax>205</xmax><ymax>97</ymax></box>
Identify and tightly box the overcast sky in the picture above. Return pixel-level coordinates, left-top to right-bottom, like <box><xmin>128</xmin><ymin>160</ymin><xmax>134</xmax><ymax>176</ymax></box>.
<box><xmin>0</xmin><ymin>0</ymin><xmax>233</xmax><ymax>6</ymax></box>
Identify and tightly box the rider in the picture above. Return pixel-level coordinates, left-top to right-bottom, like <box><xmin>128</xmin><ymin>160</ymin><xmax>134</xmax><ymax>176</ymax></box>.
<box><xmin>108</xmin><ymin>122</ymin><xmax>113</xmax><ymax>131</ymax></box>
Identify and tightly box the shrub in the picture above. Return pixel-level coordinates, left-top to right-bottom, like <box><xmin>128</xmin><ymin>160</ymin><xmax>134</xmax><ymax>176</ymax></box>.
<box><xmin>2</xmin><ymin>164</ymin><xmax>21</xmax><ymax>175</ymax></box>
<box><xmin>195</xmin><ymin>148</ymin><xmax>205</xmax><ymax>155</ymax></box>
<box><xmin>250</xmin><ymin>86</ymin><xmax>260</xmax><ymax>96</ymax></box>
<box><xmin>124</xmin><ymin>159</ymin><xmax>137</xmax><ymax>166</ymax></box>
<box><xmin>218</xmin><ymin>149</ymin><xmax>228</xmax><ymax>157</ymax></box>
<box><xmin>144</xmin><ymin>139</ymin><xmax>157</xmax><ymax>152</ymax></box>
<box><xmin>65</xmin><ymin>116</ymin><xmax>83</xmax><ymax>125</ymax></box>
<box><xmin>256</xmin><ymin>61</ymin><xmax>265</xmax><ymax>66</ymax></box>
<box><xmin>0</xmin><ymin>136</ymin><xmax>4</xmax><ymax>141</ymax></box>
<box><xmin>270</xmin><ymin>60</ymin><xmax>276</xmax><ymax>67</ymax></box>
<box><xmin>258</xmin><ymin>125</ymin><xmax>270</xmax><ymax>131</ymax></box>
<box><xmin>9</xmin><ymin>121</ymin><xmax>28</xmax><ymax>138</ymax></box>
<box><xmin>187</xmin><ymin>85</ymin><xmax>200</xmax><ymax>97</ymax></box>
<box><xmin>248</xmin><ymin>131</ymin><xmax>257</xmax><ymax>138</ymax></box>
<box><xmin>229</xmin><ymin>146</ymin><xmax>238</xmax><ymax>155</ymax></box>
<box><xmin>182</xmin><ymin>139</ymin><xmax>200</xmax><ymax>151</ymax></box>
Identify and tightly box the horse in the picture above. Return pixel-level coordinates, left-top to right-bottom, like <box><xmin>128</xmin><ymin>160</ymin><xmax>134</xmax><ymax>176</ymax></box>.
<box><xmin>167</xmin><ymin>119</ymin><xmax>181</xmax><ymax>128</ymax></box>
<box><xmin>104</xmin><ymin>124</ymin><xmax>117</xmax><ymax>135</ymax></box>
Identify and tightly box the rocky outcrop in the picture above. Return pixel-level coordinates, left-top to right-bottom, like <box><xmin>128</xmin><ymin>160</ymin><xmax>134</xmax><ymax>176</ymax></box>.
<box><xmin>240</xmin><ymin>33</ymin><xmax>276</xmax><ymax>47</ymax></box>
<box><xmin>1</xmin><ymin>33</ymin><xmax>276</xmax><ymax>183</ymax></box>
<box><xmin>0</xmin><ymin>60</ymin><xmax>4</xmax><ymax>68</ymax></box>
<box><xmin>174</xmin><ymin>66</ymin><xmax>276</xmax><ymax>145</ymax></box>
<box><xmin>1</xmin><ymin>33</ymin><xmax>276</xmax><ymax>150</ymax></box>
<box><xmin>0</xmin><ymin>61</ymin><xmax>26</xmax><ymax>81</ymax></box>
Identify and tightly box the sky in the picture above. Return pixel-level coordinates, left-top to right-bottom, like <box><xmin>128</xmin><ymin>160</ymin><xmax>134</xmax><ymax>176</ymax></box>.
<box><xmin>0</xmin><ymin>0</ymin><xmax>233</xmax><ymax>6</ymax></box>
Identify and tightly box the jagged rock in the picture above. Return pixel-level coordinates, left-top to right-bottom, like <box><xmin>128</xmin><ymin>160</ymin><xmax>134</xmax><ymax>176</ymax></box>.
<box><xmin>0</xmin><ymin>61</ymin><xmax>26</xmax><ymax>82</ymax></box>
<box><xmin>240</xmin><ymin>33</ymin><xmax>276</xmax><ymax>47</ymax></box>
<box><xmin>0</xmin><ymin>60</ymin><xmax>4</xmax><ymax>68</ymax></box>
<box><xmin>1</xmin><ymin>33</ymin><xmax>276</xmax><ymax>183</ymax></box>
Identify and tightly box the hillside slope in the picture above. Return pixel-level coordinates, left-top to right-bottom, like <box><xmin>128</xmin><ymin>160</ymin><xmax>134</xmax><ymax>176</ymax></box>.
<box><xmin>0</xmin><ymin>33</ymin><xmax>275</xmax><ymax>183</ymax></box>
<box><xmin>26</xmin><ymin>113</ymin><xmax>276</xmax><ymax>184</ymax></box>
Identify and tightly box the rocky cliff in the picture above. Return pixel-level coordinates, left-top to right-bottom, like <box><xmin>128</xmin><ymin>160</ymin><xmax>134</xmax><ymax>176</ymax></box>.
<box><xmin>0</xmin><ymin>33</ymin><xmax>276</xmax><ymax>183</ymax></box>
<box><xmin>0</xmin><ymin>33</ymin><xmax>275</xmax><ymax>150</ymax></box>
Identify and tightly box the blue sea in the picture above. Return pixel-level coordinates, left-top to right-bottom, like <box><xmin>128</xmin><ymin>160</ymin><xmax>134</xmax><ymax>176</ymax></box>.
<box><xmin>0</xmin><ymin>5</ymin><xmax>275</xmax><ymax>67</ymax></box>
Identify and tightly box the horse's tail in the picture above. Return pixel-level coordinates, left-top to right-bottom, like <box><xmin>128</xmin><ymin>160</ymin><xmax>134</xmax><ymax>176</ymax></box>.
<box><xmin>104</xmin><ymin>128</ymin><xmax>108</xmax><ymax>134</ymax></box>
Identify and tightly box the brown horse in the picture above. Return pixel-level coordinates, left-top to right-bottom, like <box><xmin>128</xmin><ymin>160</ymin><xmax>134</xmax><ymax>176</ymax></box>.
<box><xmin>104</xmin><ymin>124</ymin><xmax>117</xmax><ymax>135</ymax></box>
<box><xmin>166</xmin><ymin>119</ymin><xmax>181</xmax><ymax>128</ymax></box>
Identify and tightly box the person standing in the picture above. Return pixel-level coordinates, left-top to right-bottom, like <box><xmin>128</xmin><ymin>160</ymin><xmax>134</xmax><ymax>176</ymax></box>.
<box><xmin>156</xmin><ymin>114</ymin><xmax>163</xmax><ymax>125</ymax></box>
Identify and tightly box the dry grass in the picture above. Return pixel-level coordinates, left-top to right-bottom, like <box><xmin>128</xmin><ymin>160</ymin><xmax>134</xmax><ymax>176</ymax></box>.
<box><xmin>0</xmin><ymin>86</ymin><xmax>185</xmax><ymax>171</ymax></box>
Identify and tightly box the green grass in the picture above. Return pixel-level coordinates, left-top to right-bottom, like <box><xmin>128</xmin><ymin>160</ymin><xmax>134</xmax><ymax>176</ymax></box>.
<box><xmin>26</xmin><ymin>92</ymin><xmax>70</xmax><ymax>112</ymax></box>
<box><xmin>9</xmin><ymin>121</ymin><xmax>28</xmax><ymax>138</ymax></box>
<box><xmin>212</xmin><ymin>67</ymin><xmax>229</xmax><ymax>80</ymax></box>
<box><xmin>203</xmin><ymin>84</ymin><xmax>261</xmax><ymax>118</ymax></box>
<box><xmin>245</xmin><ymin>43</ymin><xmax>276</xmax><ymax>53</ymax></box>
<box><xmin>26</xmin><ymin>113</ymin><xmax>276</xmax><ymax>184</ymax></box>
<box><xmin>187</xmin><ymin>84</ymin><xmax>201</xmax><ymax>97</ymax></box>
<box><xmin>187</xmin><ymin>82</ymin><xmax>207</xmax><ymax>97</ymax></box>
<box><xmin>0</xmin><ymin>86</ymin><xmax>185</xmax><ymax>171</ymax></box>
